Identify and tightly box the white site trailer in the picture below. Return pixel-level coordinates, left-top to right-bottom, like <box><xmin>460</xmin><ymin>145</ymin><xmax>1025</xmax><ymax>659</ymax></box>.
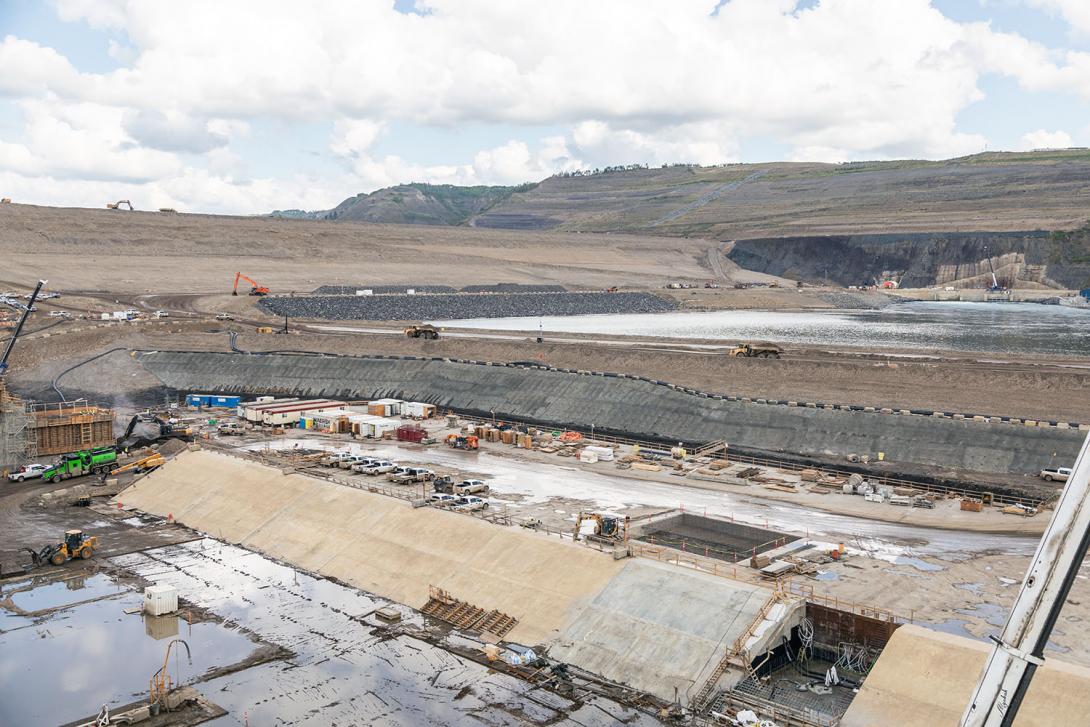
<box><xmin>239</xmin><ymin>398</ymin><xmax>301</xmax><ymax>422</ymax></box>
<box><xmin>261</xmin><ymin>400</ymin><xmax>346</xmax><ymax>426</ymax></box>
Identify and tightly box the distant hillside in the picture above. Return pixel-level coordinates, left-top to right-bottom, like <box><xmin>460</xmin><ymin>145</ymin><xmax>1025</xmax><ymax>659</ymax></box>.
<box><xmin>323</xmin><ymin>182</ymin><xmax>534</xmax><ymax>225</ymax></box>
<box><xmin>274</xmin><ymin>150</ymin><xmax>1090</xmax><ymax>288</ymax></box>
<box><xmin>469</xmin><ymin>150</ymin><xmax>1090</xmax><ymax>238</ymax></box>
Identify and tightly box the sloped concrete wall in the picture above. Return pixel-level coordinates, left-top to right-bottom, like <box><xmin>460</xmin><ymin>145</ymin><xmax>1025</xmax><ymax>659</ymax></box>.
<box><xmin>549</xmin><ymin>558</ymin><xmax>784</xmax><ymax>700</ymax></box>
<box><xmin>119</xmin><ymin>449</ymin><xmax>623</xmax><ymax>646</ymax></box>
<box><xmin>843</xmin><ymin>624</ymin><xmax>1090</xmax><ymax>727</ymax></box>
<box><xmin>137</xmin><ymin>350</ymin><xmax>1083</xmax><ymax>474</ymax></box>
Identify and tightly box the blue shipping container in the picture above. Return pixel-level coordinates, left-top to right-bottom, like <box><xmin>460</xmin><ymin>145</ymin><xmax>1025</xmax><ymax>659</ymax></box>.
<box><xmin>186</xmin><ymin>394</ymin><xmax>212</xmax><ymax>407</ymax></box>
<box><xmin>211</xmin><ymin>396</ymin><xmax>241</xmax><ymax>408</ymax></box>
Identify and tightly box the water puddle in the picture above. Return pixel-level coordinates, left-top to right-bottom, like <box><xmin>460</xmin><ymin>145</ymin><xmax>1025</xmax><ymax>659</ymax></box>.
<box><xmin>5</xmin><ymin>573</ymin><xmax>126</xmax><ymax>613</ymax></box>
<box><xmin>0</xmin><ymin>582</ymin><xmax>259</xmax><ymax>726</ymax></box>
<box><xmin>112</xmin><ymin>539</ymin><xmax>662</xmax><ymax>726</ymax></box>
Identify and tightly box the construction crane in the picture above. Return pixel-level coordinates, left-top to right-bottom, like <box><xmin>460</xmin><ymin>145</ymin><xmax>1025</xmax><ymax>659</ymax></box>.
<box><xmin>232</xmin><ymin>272</ymin><xmax>269</xmax><ymax>296</ymax></box>
<box><xmin>106</xmin><ymin>200</ymin><xmax>134</xmax><ymax>210</ymax></box>
<box><xmin>0</xmin><ymin>279</ymin><xmax>44</xmax><ymax>376</ymax></box>
<box><xmin>960</xmin><ymin>429</ymin><xmax>1090</xmax><ymax>726</ymax></box>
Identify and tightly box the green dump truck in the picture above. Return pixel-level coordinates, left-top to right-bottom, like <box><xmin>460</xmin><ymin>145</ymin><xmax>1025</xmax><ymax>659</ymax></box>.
<box><xmin>41</xmin><ymin>447</ymin><xmax>119</xmax><ymax>483</ymax></box>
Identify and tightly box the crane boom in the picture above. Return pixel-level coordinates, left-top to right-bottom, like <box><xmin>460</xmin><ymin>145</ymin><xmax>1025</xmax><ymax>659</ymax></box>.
<box><xmin>960</xmin><ymin>429</ymin><xmax>1090</xmax><ymax>726</ymax></box>
<box><xmin>0</xmin><ymin>279</ymin><xmax>45</xmax><ymax>376</ymax></box>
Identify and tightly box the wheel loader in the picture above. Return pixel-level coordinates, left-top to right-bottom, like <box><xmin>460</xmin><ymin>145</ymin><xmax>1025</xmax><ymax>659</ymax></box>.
<box><xmin>23</xmin><ymin>529</ymin><xmax>99</xmax><ymax>568</ymax></box>
<box><xmin>405</xmin><ymin>324</ymin><xmax>440</xmax><ymax>340</ymax></box>
<box><xmin>728</xmin><ymin>343</ymin><xmax>782</xmax><ymax>359</ymax></box>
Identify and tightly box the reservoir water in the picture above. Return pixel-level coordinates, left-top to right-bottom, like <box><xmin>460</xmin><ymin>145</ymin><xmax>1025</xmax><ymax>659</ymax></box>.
<box><xmin>437</xmin><ymin>301</ymin><xmax>1090</xmax><ymax>357</ymax></box>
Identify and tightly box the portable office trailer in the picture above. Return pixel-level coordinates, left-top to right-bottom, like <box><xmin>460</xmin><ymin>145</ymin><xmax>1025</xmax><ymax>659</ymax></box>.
<box><xmin>358</xmin><ymin>417</ymin><xmax>399</xmax><ymax>438</ymax></box>
<box><xmin>262</xmin><ymin>401</ymin><xmax>345</xmax><ymax>426</ymax></box>
<box><xmin>240</xmin><ymin>398</ymin><xmax>300</xmax><ymax>421</ymax></box>
<box><xmin>403</xmin><ymin>402</ymin><xmax>437</xmax><ymax>419</ymax></box>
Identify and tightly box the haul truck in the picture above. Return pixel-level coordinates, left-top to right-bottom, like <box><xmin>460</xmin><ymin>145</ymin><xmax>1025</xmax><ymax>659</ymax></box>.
<box><xmin>41</xmin><ymin>447</ymin><xmax>118</xmax><ymax>483</ymax></box>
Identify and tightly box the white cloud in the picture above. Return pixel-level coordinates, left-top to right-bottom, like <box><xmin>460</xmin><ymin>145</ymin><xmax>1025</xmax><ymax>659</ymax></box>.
<box><xmin>0</xmin><ymin>1</ymin><xmax>1088</xmax><ymax>211</ymax></box>
<box><xmin>1025</xmin><ymin>0</ymin><xmax>1090</xmax><ymax>35</ymax></box>
<box><xmin>1020</xmin><ymin>128</ymin><xmax>1075</xmax><ymax>149</ymax></box>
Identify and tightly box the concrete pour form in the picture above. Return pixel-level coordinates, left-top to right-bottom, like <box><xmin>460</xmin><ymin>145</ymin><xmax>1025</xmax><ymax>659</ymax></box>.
<box><xmin>550</xmin><ymin>558</ymin><xmax>800</xmax><ymax>700</ymax></box>
<box><xmin>842</xmin><ymin>624</ymin><xmax>1090</xmax><ymax>726</ymax></box>
<box><xmin>117</xmin><ymin>450</ymin><xmax>796</xmax><ymax>703</ymax></box>
<box><xmin>135</xmin><ymin>351</ymin><xmax>1082</xmax><ymax>474</ymax></box>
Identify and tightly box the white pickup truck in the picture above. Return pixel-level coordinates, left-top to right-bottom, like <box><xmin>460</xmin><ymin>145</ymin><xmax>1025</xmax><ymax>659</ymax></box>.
<box><xmin>1040</xmin><ymin>467</ymin><xmax>1072</xmax><ymax>482</ymax></box>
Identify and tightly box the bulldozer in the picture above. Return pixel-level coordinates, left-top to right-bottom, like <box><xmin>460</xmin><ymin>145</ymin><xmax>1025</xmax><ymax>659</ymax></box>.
<box><xmin>405</xmin><ymin>324</ymin><xmax>440</xmax><ymax>340</ymax></box>
<box><xmin>106</xmin><ymin>200</ymin><xmax>134</xmax><ymax>210</ymax></box>
<box><xmin>728</xmin><ymin>343</ymin><xmax>782</xmax><ymax>359</ymax></box>
<box><xmin>24</xmin><ymin>529</ymin><xmax>99</xmax><ymax>568</ymax></box>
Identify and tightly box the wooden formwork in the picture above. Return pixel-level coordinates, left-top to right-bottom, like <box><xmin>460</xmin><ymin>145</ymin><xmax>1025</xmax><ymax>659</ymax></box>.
<box><xmin>421</xmin><ymin>586</ymin><xmax>519</xmax><ymax>638</ymax></box>
<box><xmin>28</xmin><ymin>401</ymin><xmax>115</xmax><ymax>456</ymax></box>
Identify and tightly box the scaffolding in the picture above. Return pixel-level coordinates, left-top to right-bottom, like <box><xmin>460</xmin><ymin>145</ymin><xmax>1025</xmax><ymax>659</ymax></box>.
<box><xmin>25</xmin><ymin>399</ymin><xmax>114</xmax><ymax>457</ymax></box>
<box><xmin>0</xmin><ymin>379</ymin><xmax>31</xmax><ymax>472</ymax></box>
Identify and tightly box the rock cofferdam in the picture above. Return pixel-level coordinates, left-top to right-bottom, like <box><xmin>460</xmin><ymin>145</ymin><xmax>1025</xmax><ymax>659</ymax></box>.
<box><xmin>136</xmin><ymin>350</ymin><xmax>1083</xmax><ymax>475</ymax></box>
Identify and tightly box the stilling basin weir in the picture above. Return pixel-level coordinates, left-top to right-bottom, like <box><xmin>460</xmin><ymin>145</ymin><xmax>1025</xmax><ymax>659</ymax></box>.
<box><xmin>136</xmin><ymin>350</ymin><xmax>1082</xmax><ymax>479</ymax></box>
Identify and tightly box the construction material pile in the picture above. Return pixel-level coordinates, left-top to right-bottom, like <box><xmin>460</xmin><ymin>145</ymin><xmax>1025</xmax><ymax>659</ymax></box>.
<box><xmin>259</xmin><ymin>291</ymin><xmax>677</xmax><ymax>320</ymax></box>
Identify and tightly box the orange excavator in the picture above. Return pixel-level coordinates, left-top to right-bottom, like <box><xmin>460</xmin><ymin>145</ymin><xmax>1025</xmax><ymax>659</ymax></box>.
<box><xmin>232</xmin><ymin>272</ymin><xmax>269</xmax><ymax>296</ymax></box>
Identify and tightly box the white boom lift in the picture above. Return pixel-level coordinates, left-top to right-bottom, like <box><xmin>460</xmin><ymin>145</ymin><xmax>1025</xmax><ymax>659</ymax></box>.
<box><xmin>960</xmin><ymin>430</ymin><xmax>1090</xmax><ymax>726</ymax></box>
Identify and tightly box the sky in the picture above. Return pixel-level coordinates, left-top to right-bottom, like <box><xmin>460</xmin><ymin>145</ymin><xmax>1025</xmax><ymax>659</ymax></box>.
<box><xmin>1</xmin><ymin>0</ymin><xmax>1090</xmax><ymax>215</ymax></box>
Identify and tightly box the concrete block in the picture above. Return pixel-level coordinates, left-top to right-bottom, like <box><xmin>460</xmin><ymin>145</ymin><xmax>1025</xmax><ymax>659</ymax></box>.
<box><xmin>805</xmin><ymin>402</ymin><xmax>817</xmax><ymax>408</ymax></box>
<box><xmin>1080</xmin><ymin>424</ymin><xmax>1090</xmax><ymax>431</ymax></box>
<box><xmin>952</xmin><ymin>414</ymin><xmax>965</xmax><ymax>420</ymax></box>
<box><xmin>972</xmin><ymin>415</ymin><xmax>986</xmax><ymax>422</ymax></box>
<box><xmin>880</xmin><ymin>408</ymin><xmax>893</xmax><ymax>414</ymax></box>
<box><xmin>1057</xmin><ymin>422</ymin><xmax>1069</xmax><ymax>429</ymax></box>
<box><xmin>864</xmin><ymin>406</ymin><xmax>876</xmax><ymax>413</ymax></box>
<box><xmin>1025</xmin><ymin>420</ymin><xmax>1038</xmax><ymax>427</ymax></box>
<box><xmin>788</xmin><ymin>401</ymin><xmax>798</xmax><ymax>407</ymax></box>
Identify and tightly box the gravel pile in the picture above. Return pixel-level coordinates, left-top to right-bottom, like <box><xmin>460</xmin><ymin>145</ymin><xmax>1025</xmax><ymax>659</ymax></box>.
<box><xmin>460</xmin><ymin>283</ymin><xmax>566</xmax><ymax>293</ymax></box>
<box><xmin>311</xmin><ymin>284</ymin><xmax>457</xmax><ymax>294</ymax></box>
<box><xmin>816</xmin><ymin>291</ymin><xmax>896</xmax><ymax>309</ymax></box>
<box><xmin>260</xmin><ymin>291</ymin><xmax>676</xmax><ymax>321</ymax></box>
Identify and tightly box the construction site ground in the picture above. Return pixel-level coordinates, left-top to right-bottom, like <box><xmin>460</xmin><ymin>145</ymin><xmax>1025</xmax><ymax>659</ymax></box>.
<box><xmin>5</xmin><ymin>311</ymin><xmax>1089</xmax><ymax>429</ymax></box>
<box><xmin>210</xmin><ymin>426</ymin><xmax>1089</xmax><ymax>665</ymax></box>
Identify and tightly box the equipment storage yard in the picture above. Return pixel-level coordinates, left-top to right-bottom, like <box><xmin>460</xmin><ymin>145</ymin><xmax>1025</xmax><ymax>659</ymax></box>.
<box><xmin>2</xmin><ymin>201</ymin><xmax>1090</xmax><ymax>725</ymax></box>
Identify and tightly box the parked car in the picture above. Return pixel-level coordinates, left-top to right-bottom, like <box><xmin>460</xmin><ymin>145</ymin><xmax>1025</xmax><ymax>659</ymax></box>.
<box><xmin>428</xmin><ymin>493</ymin><xmax>458</xmax><ymax>507</ymax></box>
<box><xmin>48</xmin><ymin>310</ymin><xmax>71</xmax><ymax>318</ymax></box>
<box><xmin>217</xmin><ymin>423</ymin><xmax>245</xmax><ymax>435</ymax></box>
<box><xmin>153</xmin><ymin>310</ymin><xmax>170</xmax><ymax>318</ymax></box>
<box><xmin>350</xmin><ymin>457</ymin><xmax>384</xmax><ymax>473</ymax></box>
<box><xmin>454</xmin><ymin>479</ymin><xmax>489</xmax><ymax>495</ymax></box>
<box><xmin>1040</xmin><ymin>467</ymin><xmax>1072</xmax><ymax>482</ymax></box>
<box><xmin>454</xmin><ymin>496</ymin><xmax>488</xmax><ymax>511</ymax></box>
<box><xmin>361</xmin><ymin>460</ymin><xmax>396</xmax><ymax>475</ymax></box>
<box><xmin>7</xmin><ymin>463</ymin><xmax>47</xmax><ymax>482</ymax></box>
<box><xmin>340</xmin><ymin>455</ymin><xmax>374</xmax><ymax>470</ymax></box>
<box><xmin>387</xmin><ymin>466</ymin><xmax>412</xmax><ymax>480</ymax></box>
<box><xmin>215</xmin><ymin>313</ymin><xmax>233</xmax><ymax>321</ymax></box>
<box><xmin>390</xmin><ymin>467</ymin><xmax>434</xmax><ymax>484</ymax></box>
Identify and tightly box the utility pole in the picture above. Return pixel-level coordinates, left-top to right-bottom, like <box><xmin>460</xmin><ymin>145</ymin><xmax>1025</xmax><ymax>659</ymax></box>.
<box><xmin>960</xmin><ymin>430</ymin><xmax>1090</xmax><ymax>726</ymax></box>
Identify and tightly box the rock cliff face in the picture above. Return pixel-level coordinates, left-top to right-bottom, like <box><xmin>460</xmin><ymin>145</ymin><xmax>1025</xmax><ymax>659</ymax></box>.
<box><xmin>727</xmin><ymin>229</ymin><xmax>1090</xmax><ymax>289</ymax></box>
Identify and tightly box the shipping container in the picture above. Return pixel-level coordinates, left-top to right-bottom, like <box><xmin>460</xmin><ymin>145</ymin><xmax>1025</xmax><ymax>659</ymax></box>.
<box><xmin>368</xmin><ymin>398</ymin><xmax>404</xmax><ymax>416</ymax></box>
<box><xmin>144</xmin><ymin>584</ymin><xmax>178</xmax><ymax>616</ymax></box>
<box><xmin>396</xmin><ymin>425</ymin><xmax>427</xmax><ymax>443</ymax></box>
<box><xmin>186</xmin><ymin>394</ymin><xmax>212</xmax><ymax>407</ymax></box>
<box><xmin>210</xmin><ymin>395</ymin><xmax>241</xmax><ymax>408</ymax></box>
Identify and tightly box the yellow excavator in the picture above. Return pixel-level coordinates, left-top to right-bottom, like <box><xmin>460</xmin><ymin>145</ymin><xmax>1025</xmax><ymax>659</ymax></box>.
<box><xmin>106</xmin><ymin>200</ymin><xmax>134</xmax><ymax>210</ymax></box>
<box><xmin>101</xmin><ymin>451</ymin><xmax>165</xmax><ymax>483</ymax></box>
<box><xmin>573</xmin><ymin>512</ymin><xmax>629</xmax><ymax>543</ymax></box>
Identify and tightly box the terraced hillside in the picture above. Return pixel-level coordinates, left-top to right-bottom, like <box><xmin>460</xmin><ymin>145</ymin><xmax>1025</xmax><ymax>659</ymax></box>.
<box><xmin>468</xmin><ymin>151</ymin><xmax>1090</xmax><ymax>239</ymax></box>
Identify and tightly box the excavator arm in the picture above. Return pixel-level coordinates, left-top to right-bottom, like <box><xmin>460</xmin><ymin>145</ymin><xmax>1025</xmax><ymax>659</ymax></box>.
<box><xmin>232</xmin><ymin>272</ymin><xmax>269</xmax><ymax>296</ymax></box>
